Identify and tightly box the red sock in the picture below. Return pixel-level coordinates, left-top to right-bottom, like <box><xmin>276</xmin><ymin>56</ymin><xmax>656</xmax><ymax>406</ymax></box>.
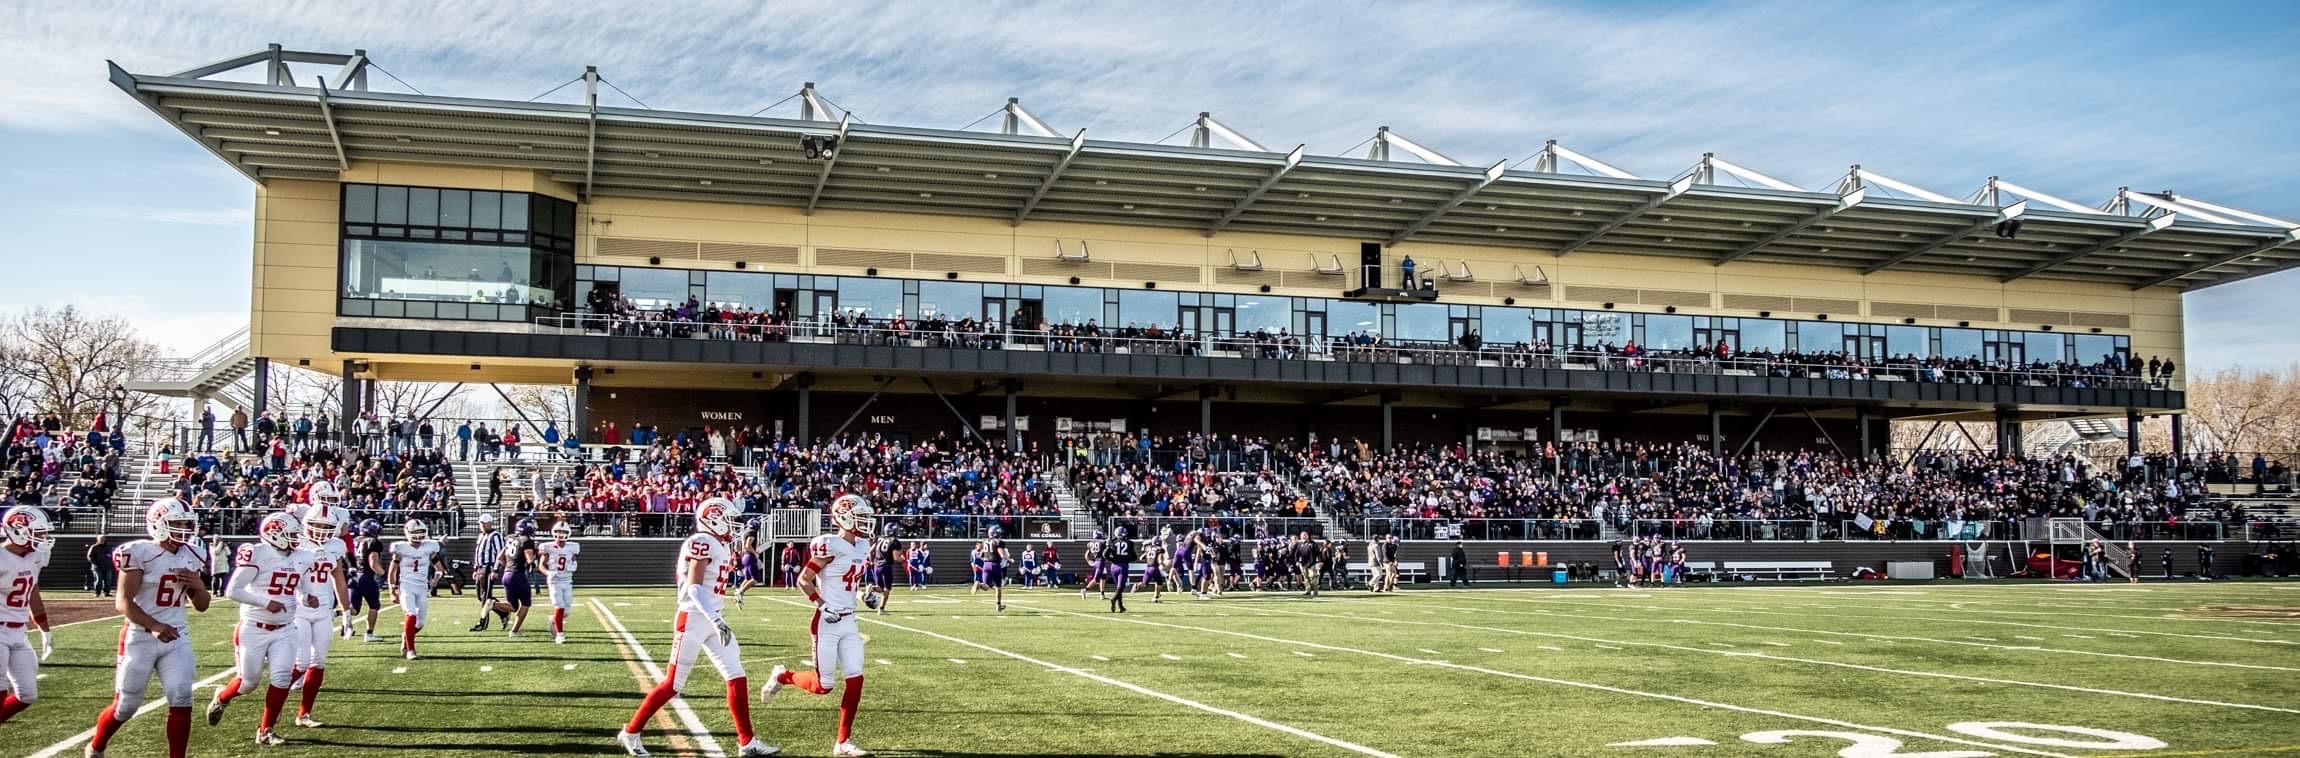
<box><xmin>727</xmin><ymin>677</ymin><xmax>754</xmax><ymax>745</ymax></box>
<box><xmin>216</xmin><ymin>675</ymin><xmax>244</xmax><ymax>704</ymax></box>
<box><xmin>90</xmin><ymin>698</ymin><xmax>123</xmax><ymax>751</ymax></box>
<box><xmin>261</xmin><ymin>684</ymin><xmax>290</xmax><ymax>731</ymax></box>
<box><xmin>166</xmin><ymin>705</ymin><xmax>192</xmax><ymax>758</ymax></box>
<box><xmin>300</xmin><ymin>668</ymin><xmax>325</xmax><ymax>717</ymax></box>
<box><xmin>553</xmin><ymin>608</ymin><xmax>565</xmax><ymax>635</ymax></box>
<box><xmin>402</xmin><ymin>616</ymin><xmax>418</xmax><ymax>653</ymax></box>
<box><xmin>837</xmin><ymin>676</ymin><xmax>863</xmax><ymax>743</ymax></box>
<box><xmin>780</xmin><ymin>669</ymin><xmax>829</xmax><ymax>695</ymax></box>
<box><xmin>292</xmin><ymin>667</ymin><xmax>306</xmax><ymax>686</ymax></box>
<box><xmin>0</xmin><ymin>692</ymin><xmax>28</xmax><ymax>724</ymax></box>
<box><xmin>622</xmin><ymin>681</ymin><xmax>677</xmax><ymax>735</ymax></box>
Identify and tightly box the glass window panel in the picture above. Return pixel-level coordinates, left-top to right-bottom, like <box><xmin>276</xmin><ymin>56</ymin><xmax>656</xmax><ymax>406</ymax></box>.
<box><xmin>339</xmin><ymin>298</ymin><xmax>372</xmax><ymax>317</ymax></box>
<box><xmin>917</xmin><ymin>281</ymin><xmax>984</xmax><ymax>320</ymax></box>
<box><xmin>1117</xmin><ymin>290</ymin><xmax>1179</xmax><ymax>328</ymax></box>
<box><xmin>1327</xmin><ymin>301</ymin><xmax>1379</xmax><ymax>337</ymax></box>
<box><xmin>376</xmin><ymin>186</ymin><xmax>407</xmax><ymax>225</ymax></box>
<box><xmin>500</xmin><ymin>193</ymin><xmax>528</xmax><ymax>232</ymax></box>
<box><xmin>1577</xmin><ymin>311</ymin><xmax>1626</xmax><ymax>347</ymax></box>
<box><xmin>344</xmin><ymin>185</ymin><xmax>376</xmax><ymax>223</ymax></box>
<box><xmin>1234</xmin><ymin>294</ymin><xmax>1292</xmax><ymax>334</ymax></box>
<box><xmin>619</xmin><ymin>268</ymin><xmax>691</xmax><ymax>309</ymax></box>
<box><xmin>1482</xmin><ymin>307</ymin><xmax>1531</xmax><ymax>345</ymax></box>
<box><xmin>530</xmin><ymin>196</ymin><xmax>553</xmax><ymax>235</ymax></box>
<box><xmin>408</xmin><ymin>188</ymin><xmax>439</xmax><ymax>227</ymax></box>
<box><xmin>471</xmin><ymin>192</ymin><xmax>502</xmax><ymax>230</ymax></box>
<box><xmin>1886</xmin><ymin>325</ymin><xmax>1929</xmax><ymax>358</ymax></box>
<box><xmin>340</xmin><ymin>239</ymin><xmax>557</xmax><ymax>309</ymax></box>
<box><xmin>1797</xmin><ymin>321</ymin><xmax>1844</xmax><ymax>353</ymax></box>
<box><xmin>704</xmin><ymin>271</ymin><xmax>776</xmax><ymax>310</ymax></box>
<box><xmin>1643</xmin><ymin>314</ymin><xmax>1694</xmax><ymax>351</ymax></box>
<box><xmin>439</xmin><ymin>190</ymin><xmax>470</xmax><ymax>227</ymax></box>
<box><xmin>835</xmin><ymin>277</ymin><xmax>903</xmax><ymax>318</ymax></box>
<box><xmin>1042</xmin><ymin>286</ymin><xmax>1101</xmax><ymax>326</ymax></box>
<box><xmin>374</xmin><ymin>300</ymin><xmax>404</xmax><ymax>318</ymax></box>
<box><xmin>436</xmin><ymin>302</ymin><xmax>467</xmax><ymax>320</ymax></box>
<box><xmin>2074</xmin><ymin>334</ymin><xmax>2116</xmax><ymax>365</ymax></box>
<box><xmin>2023</xmin><ymin>332</ymin><xmax>2065</xmax><ymax>363</ymax></box>
<box><xmin>1940</xmin><ymin>328</ymin><xmax>1983</xmax><ymax>358</ymax></box>
<box><xmin>1396</xmin><ymin>303</ymin><xmax>1448</xmax><ymax>341</ymax></box>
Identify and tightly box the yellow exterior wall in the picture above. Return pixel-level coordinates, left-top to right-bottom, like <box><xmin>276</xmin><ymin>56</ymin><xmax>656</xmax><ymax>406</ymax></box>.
<box><xmin>262</xmin><ymin>162</ymin><xmax>2188</xmax><ymax>380</ymax></box>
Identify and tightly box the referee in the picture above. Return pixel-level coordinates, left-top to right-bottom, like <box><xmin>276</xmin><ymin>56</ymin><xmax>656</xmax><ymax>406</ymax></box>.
<box><xmin>469</xmin><ymin>513</ymin><xmax>511</xmax><ymax>631</ymax></box>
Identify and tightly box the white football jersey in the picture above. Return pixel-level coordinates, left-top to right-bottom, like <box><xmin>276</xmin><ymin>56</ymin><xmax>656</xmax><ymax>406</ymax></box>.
<box><xmin>674</xmin><ymin>534</ymin><xmax>733</xmax><ymax>616</ymax></box>
<box><xmin>0</xmin><ymin>545</ymin><xmax>46</xmax><ymax>625</ymax></box>
<box><xmin>391</xmin><ymin>539</ymin><xmax>443</xmax><ymax>585</ymax></box>
<box><xmin>116</xmin><ymin>539</ymin><xmax>210</xmax><ymax>632</ymax></box>
<box><xmin>807</xmin><ymin>534</ymin><xmax>871</xmax><ymax>615</ymax></box>
<box><xmin>234</xmin><ymin>542</ymin><xmax>312</xmax><ymax>626</ymax></box>
<box><xmin>540</xmin><ymin>540</ymin><xmax>581</xmax><ymax>582</ymax></box>
<box><xmin>296</xmin><ymin>536</ymin><xmax>351</xmax><ymax>617</ymax></box>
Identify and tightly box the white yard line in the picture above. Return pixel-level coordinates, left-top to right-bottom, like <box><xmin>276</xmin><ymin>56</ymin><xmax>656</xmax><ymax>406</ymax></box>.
<box><xmin>1444</xmin><ymin>593</ymin><xmax>2298</xmax><ymax>646</ymax></box>
<box><xmin>758</xmin><ymin>597</ymin><xmax>1398</xmax><ymax>757</ymax></box>
<box><xmin>589</xmin><ymin>598</ymin><xmax>728</xmax><ymax>758</ymax></box>
<box><xmin>1018</xmin><ymin>602</ymin><xmax>2077</xmax><ymax>758</ymax></box>
<box><xmin>28</xmin><ymin>668</ymin><xmax>234</xmax><ymax>758</ymax></box>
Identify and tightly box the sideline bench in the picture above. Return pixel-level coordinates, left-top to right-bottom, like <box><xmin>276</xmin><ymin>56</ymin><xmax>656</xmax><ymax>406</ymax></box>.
<box><xmin>1348</xmin><ymin>561</ymin><xmax>1429</xmax><ymax>583</ymax></box>
<box><xmin>1723</xmin><ymin>560</ymin><xmax>1834</xmax><ymax>581</ymax></box>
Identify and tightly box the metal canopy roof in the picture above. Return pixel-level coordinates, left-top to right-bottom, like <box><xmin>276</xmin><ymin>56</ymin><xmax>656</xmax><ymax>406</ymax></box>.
<box><xmin>111</xmin><ymin>45</ymin><xmax>2300</xmax><ymax>291</ymax></box>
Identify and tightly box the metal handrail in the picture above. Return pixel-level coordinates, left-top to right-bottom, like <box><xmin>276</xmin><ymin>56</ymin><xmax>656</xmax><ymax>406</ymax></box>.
<box><xmin>136</xmin><ymin>326</ymin><xmax>251</xmax><ymax>383</ymax></box>
<box><xmin>535</xmin><ymin>313</ymin><xmax>2175</xmax><ymax>391</ymax></box>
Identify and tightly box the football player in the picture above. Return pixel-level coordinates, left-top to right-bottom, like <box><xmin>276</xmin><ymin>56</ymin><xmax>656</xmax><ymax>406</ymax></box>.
<box><xmin>732</xmin><ymin>518</ymin><xmax>764</xmax><ymax>609</ymax></box>
<box><xmin>978</xmin><ymin>525</ymin><xmax>1011</xmax><ymax>612</ymax></box>
<box><xmin>1104</xmin><ymin>525</ymin><xmax>1138</xmax><ymax>613</ymax></box>
<box><xmin>206</xmin><ymin>512</ymin><xmax>311</xmax><ymax>746</ymax></box>
<box><xmin>615</xmin><ymin>497</ymin><xmax>776</xmax><ymax>757</ymax></box>
<box><xmin>291</xmin><ymin>500</ymin><xmax>351</xmax><ymax>728</ymax></box>
<box><xmin>865</xmin><ymin>524</ymin><xmax>901</xmax><ymax>615</ymax></box>
<box><xmin>539</xmin><ymin>521</ymin><xmax>581</xmax><ymax>644</ymax></box>
<box><xmin>1078</xmin><ymin>530</ymin><xmax>1105</xmax><ymax>600</ymax></box>
<box><xmin>762</xmin><ymin>493</ymin><xmax>873</xmax><ymax>757</ymax></box>
<box><xmin>387</xmin><ymin>519</ymin><xmax>446</xmax><ymax>660</ymax></box>
<box><xmin>87</xmin><ymin>498</ymin><xmax>213</xmax><ymax>758</ymax></box>
<box><xmin>348</xmin><ymin>519</ymin><xmax>388</xmax><ymax>641</ymax></box>
<box><xmin>0</xmin><ymin>505</ymin><xmax>56</xmax><ymax>728</ymax></box>
<box><xmin>492</xmin><ymin>519</ymin><xmax>539</xmax><ymax>637</ymax></box>
<box><xmin>904</xmin><ymin>542</ymin><xmax>931</xmax><ymax>590</ymax></box>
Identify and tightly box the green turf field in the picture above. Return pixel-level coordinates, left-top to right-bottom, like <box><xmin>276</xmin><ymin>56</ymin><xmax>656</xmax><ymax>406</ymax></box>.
<box><xmin>8</xmin><ymin>579</ymin><xmax>2298</xmax><ymax>757</ymax></box>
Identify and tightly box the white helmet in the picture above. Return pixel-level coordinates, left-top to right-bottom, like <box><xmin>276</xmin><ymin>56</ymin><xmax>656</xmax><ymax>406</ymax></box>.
<box><xmin>308</xmin><ymin>480</ymin><xmax>344</xmax><ymax>510</ymax></box>
<box><xmin>301</xmin><ymin>503</ymin><xmax>347</xmax><ymax>546</ymax></box>
<box><xmin>1</xmin><ymin>505</ymin><xmax>53</xmax><ymax>550</ymax></box>
<box><xmin>258</xmin><ymin>511</ymin><xmax>301</xmax><ymax>551</ymax></box>
<box><xmin>695</xmin><ymin>498</ymin><xmax>737</xmax><ymax>537</ymax></box>
<box><xmin>145</xmin><ymin>497</ymin><xmax>199</xmax><ymax>544</ymax></box>
<box><xmin>549</xmin><ymin>521</ymin><xmax>572</xmax><ymax>541</ymax></box>
<box><xmin>404</xmin><ymin>518</ymin><xmax>430</xmax><ymax>542</ymax></box>
<box><xmin>830</xmin><ymin>494</ymin><xmax>875</xmax><ymax>535</ymax></box>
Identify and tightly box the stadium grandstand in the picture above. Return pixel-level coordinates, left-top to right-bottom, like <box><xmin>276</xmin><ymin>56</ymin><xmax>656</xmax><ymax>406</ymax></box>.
<box><xmin>39</xmin><ymin>43</ymin><xmax>2290</xmax><ymax>579</ymax></box>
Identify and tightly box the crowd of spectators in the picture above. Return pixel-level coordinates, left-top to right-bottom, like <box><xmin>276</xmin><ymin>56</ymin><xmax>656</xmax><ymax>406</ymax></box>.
<box><xmin>6</xmin><ymin>414</ymin><xmax>126</xmax><ymax>531</ymax></box>
<box><xmin>158</xmin><ymin>431</ymin><xmax>462</xmax><ymax>537</ymax></box>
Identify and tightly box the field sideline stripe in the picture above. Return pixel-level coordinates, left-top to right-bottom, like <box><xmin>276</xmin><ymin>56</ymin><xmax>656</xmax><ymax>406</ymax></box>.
<box><xmin>1013</xmin><ymin>602</ymin><xmax>2080</xmax><ymax>758</ymax></box>
<box><xmin>1437</xmin><ymin>592</ymin><xmax>2296</xmax><ymax>645</ymax></box>
<box><xmin>1248</xmin><ymin>603</ymin><xmax>2300</xmax><ymax>716</ymax></box>
<box><xmin>591</xmin><ymin>598</ymin><xmax>728</xmax><ymax>758</ymax></box>
<box><xmin>759</xmin><ymin>597</ymin><xmax>1399</xmax><ymax>758</ymax></box>
<box><xmin>1413</xmin><ymin>594</ymin><xmax>2300</xmax><ymax>673</ymax></box>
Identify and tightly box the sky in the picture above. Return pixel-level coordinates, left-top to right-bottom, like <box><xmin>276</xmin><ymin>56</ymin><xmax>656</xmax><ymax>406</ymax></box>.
<box><xmin>0</xmin><ymin>0</ymin><xmax>2295</xmax><ymax>369</ymax></box>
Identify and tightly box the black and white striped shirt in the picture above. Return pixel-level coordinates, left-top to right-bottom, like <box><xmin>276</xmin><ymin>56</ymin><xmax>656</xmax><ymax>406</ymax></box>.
<box><xmin>474</xmin><ymin>530</ymin><xmax>508</xmax><ymax>570</ymax></box>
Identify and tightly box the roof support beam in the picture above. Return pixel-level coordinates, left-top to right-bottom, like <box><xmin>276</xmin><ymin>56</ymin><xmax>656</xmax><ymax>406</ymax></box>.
<box><xmin>311</xmin><ymin>77</ymin><xmax>350</xmax><ymax>171</ymax></box>
<box><xmin>1862</xmin><ymin>201</ymin><xmax>2027</xmax><ymax>275</ymax></box>
<box><xmin>2132</xmin><ymin>229</ymin><xmax>2300</xmax><ymax>290</ymax></box>
<box><xmin>2001</xmin><ymin>213</ymin><xmax>2176</xmax><ymax>282</ymax></box>
<box><xmin>107</xmin><ymin>62</ymin><xmax>263</xmax><ymax>184</ymax></box>
<box><xmin>1205</xmin><ymin>144</ymin><xmax>1303</xmax><ymax>236</ymax></box>
<box><xmin>1555</xmin><ymin>175</ymin><xmax>1695</xmax><ymax>257</ymax></box>
<box><xmin>333</xmin><ymin>51</ymin><xmax>369</xmax><ymax>91</ymax></box>
<box><xmin>801</xmin><ymin>114</ymin><xmax>852</xmax><ymax>216</ymax></box>
<box><xmin>1013</xmin><ymin>129</ymin><xmax>1086</xmax><ymax>225</ymax></box>
<box><xmin>1387</xmin><ymin>160</ymin><xmax>1507</xmax><ymax>246</ymax></box>
<box><xmin>1716</xmin><ymin>187</ymin><xmax>1867</xmax><ymax>265</ymax></box>
<box><xmin>581</xmin><ymin>66</ymin><xmax>600</xmax><ymax>200</ymax></box>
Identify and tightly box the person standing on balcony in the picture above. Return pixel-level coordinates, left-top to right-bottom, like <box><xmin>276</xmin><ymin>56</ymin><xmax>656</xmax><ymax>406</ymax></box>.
<box><xmin>1399</xmin><ymin>255</ymin><xmax>1417</xmax><ymax>289</ymax></box>
<box><xmin>199</xmin><ymin>405</ymin><xmax>216</xmax><ymax>452</ymax></box>
<box><xmin>542</xmin><ymin>422</ymin><xmax>561</xmax><ymax>462</ymax></box>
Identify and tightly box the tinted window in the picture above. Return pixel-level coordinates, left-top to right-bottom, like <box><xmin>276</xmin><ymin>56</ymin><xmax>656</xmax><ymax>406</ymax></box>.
<box><xmin>1643</xmin><ymin>314</ymin><xmax>1693</xmax><ymax>350</ymax></box>
<box><xmin>1042</xmin><ymin>286</ymin><xmax>1102</xmax><ymax>325</ymax></box>
<box><xmin>1326</xmin><ymin>301</ymin><xmax>1378</xmax><ymax>337</ymax></box>
<box><xmin>343</xmin><ymin>185</ymin><xmax>376</xmax><ymax>223</ymax></box>
<box><xmin>1117</xmin><ymin>290</ymin><xmax>1178</xmax><ymax>328</ymax></box>
<box><xmin>917</xmin><ymin>281</ymin><xmax>984</xmax><ymax>320</ymax></box>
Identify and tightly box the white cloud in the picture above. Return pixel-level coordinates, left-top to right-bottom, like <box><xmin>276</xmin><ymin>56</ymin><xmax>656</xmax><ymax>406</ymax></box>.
<box><xmin>53</xmin><ymin>205</ymin><xmax>251</xmax><ymax>226</ymax></box>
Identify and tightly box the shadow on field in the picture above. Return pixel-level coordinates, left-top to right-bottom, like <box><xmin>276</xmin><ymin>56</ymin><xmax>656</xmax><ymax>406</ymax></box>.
<box><xmin>291</xmin><ymin>725</ymin><xmax>611</xmax><ymax>754</ymax></box>
<box><xmin>325</xmin><ymin>686</ymin><xmax>634</xmax><ymax>702</ymax></box>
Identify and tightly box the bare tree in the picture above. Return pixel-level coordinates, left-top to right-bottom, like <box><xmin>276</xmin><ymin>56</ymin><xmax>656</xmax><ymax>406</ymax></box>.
<box><xmin>499</xmin><ymin>383</ymin><xmax>574</xmax><ymax>429</ymax></box>
<box><xmin>2176</xmin><ymin>364</ymin><xmax>2300</xmax><ymax>454</ymax></box>
<box><xmin>369</xmin><ymin>381</ymin><xmax>475</xmax><ymax>422</ymax></box>
<box><xmin>262</xmin><ymin>363</ymin><xmax>341</xmax><ymax>421</ymax></box>
<box><xmin>0</xmin><ymin>306</ymin><xmax>166</xmax><ymax>429</ymax></box>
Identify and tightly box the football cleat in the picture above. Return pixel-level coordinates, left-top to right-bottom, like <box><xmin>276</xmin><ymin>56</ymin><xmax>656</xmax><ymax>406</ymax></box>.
<box><xmin>294</xmin><ymin>714</ymin><xmax>324</xmax><ymax>728</ymax></box>
<box><xmin>84</xmin><ymin>748</ymin><xmax>102</xmax><ymax>758</ymax></box>
<box><xmin>736</xmin><ymin>739</ymin><xmax>781</xmax><ymax>756</ymax></box>
<box><xmin>759</xmin><ymin>664</ymin><xmax>788</xmax><ymax>704</ymax></box>
<box><xmin>363</xmin><ymin>633</ymin><xmax>380</xmax><ymax>643</ymax></box>
<box><xmin>554</xmin><ymin>633</ymin><xmax>566</xmax><ymax>645</ymax></box>
<box><xmin>206</xmin><ymin>693</ymin><xmax>228</xmax><ymax>725</ymax></box>
<box><xmin>833</xmin><ymin>741</ymin><xmax>872</xmax><ymax>757</ymax></box>
<box><xmin>617</xmin><ymin>729</ymin><xmax>650</xmax><ymax>757</ymax></box>
<box><xmin>255</xmin><ymin>729</ymin><xmax>287</xmax><ymax>746</ymax></box>
<box><xmin>403</xmin><ymin>650</ymin><xmax>417</xmax><ymax>660</ymax></box>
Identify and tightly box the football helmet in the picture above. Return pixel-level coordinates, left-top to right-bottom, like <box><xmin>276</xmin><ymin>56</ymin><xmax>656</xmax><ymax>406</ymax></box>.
<box><xmin>986</xmin><ymin>523</ymin><xmax>1003</xmax><ymax>540</ymax></box>
<box><xmin>308</xmin><ymin>480</ymin><xmax>344</xmax><ymax>510</ymax></box>
<box><xmin>0</xmin><ymin>505</ymin><xmax>53</xmax><ymax>550</ymax></box>
<box><xmin>258</xmin><ymin>511</ymin><xmax>301</xmax><ymax>550</ymax></box>
<box><xmin>302</xmin><ymin>504</ymin><xmax>347</xmax><ymax>546</ymax></box>
<box><xmin>360</xmin><ymin>519</ymin><xmax>382</xmax><ymax>538</ymax></box>
<box><xmin>829</xmin><ymin>494</ymin><xmax>874</xmax><ymax>535</ymax></box>
<box><xmin>404</xmin><ymin>518</ymin><xmax>430</xmax><ymax>542</ymax></box>
<box><xmin>145</xmin><ymin>497</ymin><xmax>199</xmax><ymax>544</ymax></box>
<box><xmin>549</xmin><ymin>521</ymin><xmax>572</xmax><ymax>541</ymax></box>
<box><xmin>696</xmin><ymin>497</ymin><xmax>737</xmax><ymax>537</ymax></box>
<box><xmin>515</xmin><ymin>518</ymin><xmax>537</xmax><ymax>537</ymax></box>
<box><xmin>1114</xmin><ymin>524</ymin><xmax>1130</xmax><ymax>540</ymax></box>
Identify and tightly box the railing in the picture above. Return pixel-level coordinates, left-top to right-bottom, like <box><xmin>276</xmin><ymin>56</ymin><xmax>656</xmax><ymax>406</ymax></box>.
<box><xmin>185</xmin><ymin>506</ymin><xmax>467</xmax><ymax>538</ymax></box>
<box><xmin>1100</xmin><ymin>515</ymin><xmax>1334</xmax><ymax>540</ymax></box>
<box><xmin>1632</xmin><ymin>518</ymin><xmax>1824</xmax><ymax>542</ymax></box>
<box><xmin>536</xmin><ymin>314</ymin><xmax>2178</xmax><ymax>392</ymax></box>
<box><xmin>1360</xmin><ymin>517</ymin><xmax>1602</xmax><ymax>541</ymax></box>
<box><xmin>133</xmin><ymin>326</ymin><xmax>250</xmax><ymax>384</ymax></box>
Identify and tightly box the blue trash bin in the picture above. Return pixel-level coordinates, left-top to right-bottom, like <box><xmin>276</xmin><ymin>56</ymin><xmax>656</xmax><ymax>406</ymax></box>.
<box><xmin>1552</xmin><ymin>568</ymin><xmax>1568</xmax><ymax>585</ymax></box>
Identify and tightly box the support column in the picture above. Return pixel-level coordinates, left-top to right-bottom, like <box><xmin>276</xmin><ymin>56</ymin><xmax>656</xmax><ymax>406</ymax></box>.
<box><xmin>795</xmin><ymin>374</ymin><xmax>814</xmax><ymax>444</ymax></box>
<box><xmin>2125</xmin><ymin>409</ymin><xmax>2142</xmax><ymax>456</ymax></box>
<box><xmin>338</xmin><ymin>361</ymin><xmax>359</xmax><ymax>446</ymax></box>
<box><xmin>573</xmin><ymin>367</ymin><xmax>594</xmax><ymax>445</ymax></box>
<box><xmin>1379</xmin><ymin>390</ymin><xmax>1397</xmax><ymax>452</ymax></box>
<box><xmin>1856</xmin><ymin>406</ymin><xmax>1872</xmax><ymax>459</ymax></box>
<box><xmin>1548</xmin><ymin>398</ymin><xmax>1565</xmax><ymax>446</ymax></box>
<box><xmin>1003</xmin><ymin>379</ymin><xmax>1022</xmax><ymax>452</ymax></box>
<box><xmin>2170</xmin><ymin>414</ymin><xmax>2184</xmax><ymax>458</ymax></box>
<box><xmin>1707</xmin><ymin>401</ymin><xmax>1723</xmax><ymax>457</ymax></box>
<box><xmin>1993</xmin><ymin>408</ymin><xmax>2020</xmax><ymax>456</ymax></box>
<box><xmin>1198</xmin><ymin>385</ymin><xmax>1215</xmax><ymax>438</ymax></box>
<box><xmin>251</xmin><ymin>357</ymin><xmax>271</xmax><ymax>415</ymax></box>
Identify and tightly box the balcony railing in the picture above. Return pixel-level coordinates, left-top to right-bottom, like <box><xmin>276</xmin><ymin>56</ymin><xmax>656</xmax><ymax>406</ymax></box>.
<box><xmin>534</xmin><ymin>313</ymin><xmax>2177</xmax><ymax>392</ymax></box>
